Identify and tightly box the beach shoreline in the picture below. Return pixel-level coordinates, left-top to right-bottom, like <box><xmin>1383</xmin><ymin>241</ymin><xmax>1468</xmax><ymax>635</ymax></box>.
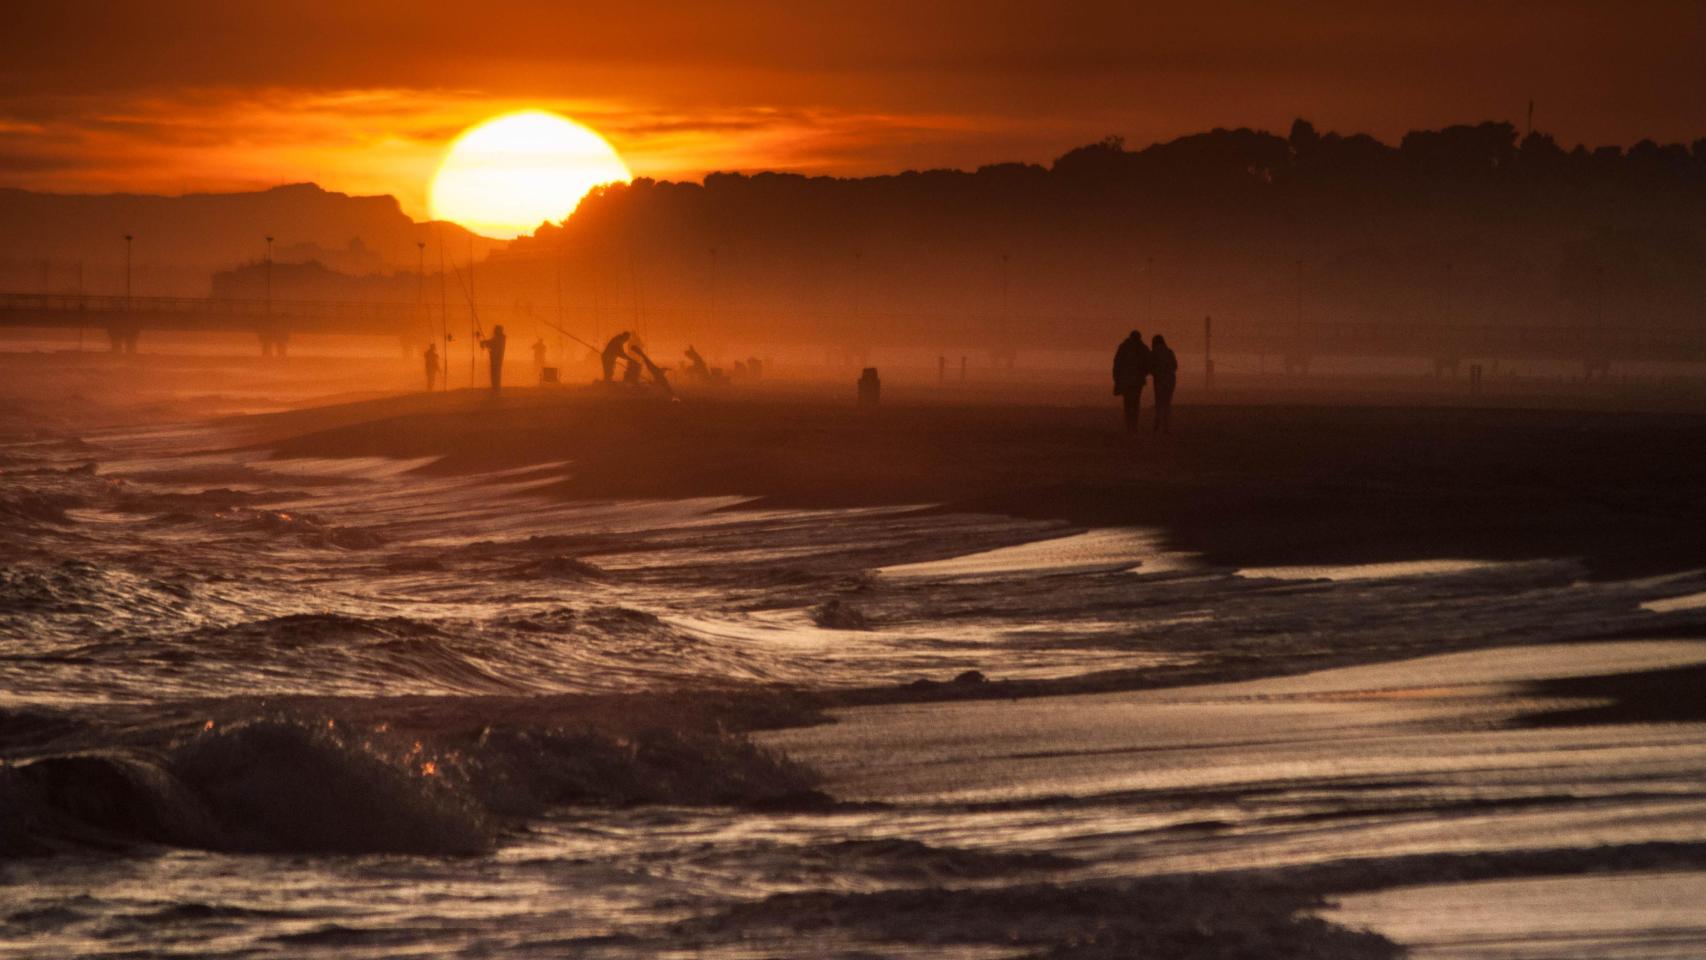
<box><xmin>239</xmin><ymin>385</ymin><xmax>1706</xmax><ymax>580</ymax></box>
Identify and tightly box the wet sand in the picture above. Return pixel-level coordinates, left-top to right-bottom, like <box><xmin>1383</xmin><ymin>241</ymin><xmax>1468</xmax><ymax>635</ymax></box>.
<box><xmin>254</xmin><ymin>385</ymin><xmax>1706</xmax><ymax>578</ymax></box>
<box><xmin>760</xmin><ymin>641</ymin><xmax>1706</xmax><ymax>957</ymax></box>
<box><xmin>7</xmin><ymin>370</ymin><xmax>1706</xmax><ymax>957</ymax></box>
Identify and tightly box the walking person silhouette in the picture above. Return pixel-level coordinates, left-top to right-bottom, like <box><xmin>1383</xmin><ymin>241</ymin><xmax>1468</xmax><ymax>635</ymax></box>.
<box><xmin>1111</xmin><ymin>330</ymin><xmax>1152</xmax><ymax>433</ymax></box>
<box><xmin>1150</xmin><ymin>334</ymin><xmax>1178</xmax><ymax>433</ymax></box>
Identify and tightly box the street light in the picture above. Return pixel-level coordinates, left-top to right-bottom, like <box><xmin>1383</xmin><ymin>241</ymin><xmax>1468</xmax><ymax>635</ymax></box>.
<box><xmin>265</xmin><ymin>236</ymin><xmax>274</xmax><ymax>318</ymax></box>
<box><xmin>1145</xmin><ymin>255</ymin><xmax>1154</xmax><ymax>327</ymax></box>
<box><xmin>1295</xmin><ymin>258</ymin><xmax>1305</xmax><ymax>341</ymax></box>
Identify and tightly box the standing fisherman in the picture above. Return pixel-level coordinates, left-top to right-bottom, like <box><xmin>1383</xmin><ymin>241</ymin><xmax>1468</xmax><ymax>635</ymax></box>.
<box><xmin>1111</xmin><ymin>330</ymin><xmax>1152</xmax><ymax>433</ymax></box>
<box><xmin>600</xmin><ymin>331</ymin><xmax>633</xmax><ymax>381</ymax></box>
<box><xmin>423</xmin><ymin>342</ymin><xmax>439</xmax><ymax>391</ymax></box>
<box><xmin>479</xmin><ymin>324</ymin><xmax>507</xmax><ymax>394</ymax></box>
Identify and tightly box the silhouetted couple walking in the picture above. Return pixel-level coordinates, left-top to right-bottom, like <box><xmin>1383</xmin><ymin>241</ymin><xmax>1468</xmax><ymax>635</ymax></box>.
<box><xmin>1112</xmin><ymin>330</ymin><xmax>1177</xmax><ymax>433</ymax></box>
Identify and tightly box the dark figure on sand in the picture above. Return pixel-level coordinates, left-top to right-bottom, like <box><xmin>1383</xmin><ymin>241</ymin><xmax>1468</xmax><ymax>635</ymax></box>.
<box><xmin>423</xmin><ymin>343</ymin><xmax>439</xmax><ymax>392</ymax></box>
<box><xmin>857</xmin><ymin>367</ymin><xmax>881</xmax><ymax>406</ymax></box>
<box><xmin>629</xmin><ymin>344</ymin><xmax>675</xmax><ymax>398</ymax></box>
<box><xmin>1150</xmin><ymin>334</ymin><xmax>1177</xmax><ymax>433</ymax></box>
<box><xmin>684</xmin><ymin>345</ymin><xmax>710</xmax><ymax>381</ymax></box>
<box><xmin>601</xmin><ymin>331</ymin><xmax>633</xmax><ymax>381</ymax></box>
<box><xmin>479</xmin><ymin>325</ymin><xmax>507</xmax><ymax>394</ymax></box>
<box><xmin>532</xmin><ymin>338</ymin><xmax>548</xmax><ymax>369</ymax></box>
<box><xmin>1112</xmin><ymin>330</ymin><xmax>1152</xmax><ymax>432</ymax></box>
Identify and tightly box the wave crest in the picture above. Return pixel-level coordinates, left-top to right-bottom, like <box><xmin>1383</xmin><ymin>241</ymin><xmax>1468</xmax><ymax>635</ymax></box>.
<box><xmin>2</xmin><ymin>708</ymin><xmax>822</xmax><ymax>859</ymax></box>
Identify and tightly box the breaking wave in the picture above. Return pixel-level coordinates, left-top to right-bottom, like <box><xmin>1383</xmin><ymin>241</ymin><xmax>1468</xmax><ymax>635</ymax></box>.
<box><xmin>0</xmin><ymin>491</ymin><xmax>83</xmax><ymax>526</ymax></box>
<box><xmin>0</xmin><ymin>711</ymin><xmax>822</xmax><ymax>859</ymax></box>
<box><xmin>222</xmin><ymin>508</ymin><xmax>386</xmax><ymax>549</ymax></box>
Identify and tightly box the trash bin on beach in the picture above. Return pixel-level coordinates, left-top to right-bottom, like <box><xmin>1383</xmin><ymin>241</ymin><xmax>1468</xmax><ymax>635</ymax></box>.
<box><xmin>857</xmin><ymin>367</ymin><xmax>881</xmax><ymax>406</ymax></box>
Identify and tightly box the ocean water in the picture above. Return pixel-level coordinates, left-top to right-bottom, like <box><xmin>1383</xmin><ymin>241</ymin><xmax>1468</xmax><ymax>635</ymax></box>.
<box><xmin>4</xmin><ymin>404</ymin><xmax>1706</xmax><ymax>957</ymax></box>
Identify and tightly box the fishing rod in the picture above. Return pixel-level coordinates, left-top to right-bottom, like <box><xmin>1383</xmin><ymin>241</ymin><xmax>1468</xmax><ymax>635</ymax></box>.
<box><xmin>435</xmin><ymin>226</ymin><xmax>449</xmax><ymax>390</ymax></box>
<box><xmin>448</xmin><ymin>256</ymin><xmax>485</xmax><ymax>389</ymax></box>
<box><xmin>447</xmin><ymin>251</ymin><xmax>611</xmax><ymax>363</ymax></box>
<box><xmin>531</xmin><ymin>314</ymin><xmax>604</xmax><ymax>354</ymax></box>
<box><xmin>449</xmin><ymin>258</ymin><xmax>481</xmax><ymax>335</ymax></box>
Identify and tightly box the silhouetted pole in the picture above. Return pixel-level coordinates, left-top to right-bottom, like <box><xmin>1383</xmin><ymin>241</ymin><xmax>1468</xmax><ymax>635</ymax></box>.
<box><xmin>1000</xmin><ymin>252</ymin><xmax>1011</xmax><ymax>369</ymax></box>
<box><xmin>265</xmin><ymin>235</ymin><xmax>274</xmax><ymax>355</ymax></box>
<box><xmin>850</xmin><ymin>251</ymin><xmax>863</xmax><ymax>367</ymax></box>
<box><xmin>1294</xmin><ymin>259</ymin><xmax>1304</xmax><ymax>342</ymax></box>
<box><xmin>469</xmin><ymin>237</ymin><xmax>477</xmax><ymax>387</ymax></box>
<box><xmin>1595</xmin><ymin>265</ymin><xmax>1605</xmax><ymax>331</ymax></box>
<box><xmin>1146</xmin><ymin>256</ymin><xmax>1155</xmax><ymax>327</ymax></box>
<box><xmin>1443</xmin><ymin>261</ymin><xmax>1452</xmax><ymax>328</ymax></box>
<box><xmin>1594</xmin><ymin>264</ymin><xmax>1606</xmax><ymax>379</ymax></box>
<box><xmin>257</xmin><ymin>235</ymin><xmax>277</xmax><ymax>357</ymax></box>
<box><xmin>555</xmin><ymin>237</ymin><xmax>566</xmax><ymax>364</ymax></box>
<box><xmin>416</xmin><ymin>241</ymin><xmax>427</xmax><ymax>364</ymax></box>
<box><xmin>706</xmin><ymin>245</ymin><xmax>718</xmax><ymax>346</ymax></box>
<box><xmin>1001</xmin><ymin>252</ymin><xmax>1010</xmax><ymax>320</ymax></box>
<box><xmin>852</xmin><ymin>250</ymin><xmax>862</xmax><ymax>328</ymax></box>
<box><xmin>122</xmin><ymin>233</ymin><xmax>134</xmax><ymax>354</ymax></box>
<box><xmin>1203</xmin><ymin>315</ymin><xmax>1214</xmax><ymax>389</ymax></box>
<box><xmin>416</xmin><ymin>241</ymin><xmax>426</xmax><ymax>315</ymax></box>
<box><xmin>438</xmin><ymin>232</ymin><xmax>450</xmax><ymax>390</ymax></box>
<box><xmin>75</xmin><ymin>260</ymin><xmax>84</xmax><ymax>352</ymax></box>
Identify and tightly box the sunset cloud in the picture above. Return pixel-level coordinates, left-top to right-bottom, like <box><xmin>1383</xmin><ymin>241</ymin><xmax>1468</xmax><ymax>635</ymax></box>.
<box><xmin>1</xmin><ymin>1</ymin><xmax>1702</xmax><ymax>215</ymax></box>
<box><xmin>0</xmin><ymin>88</ymin><xmax>1091</xmax><ymax>217</ymax></box>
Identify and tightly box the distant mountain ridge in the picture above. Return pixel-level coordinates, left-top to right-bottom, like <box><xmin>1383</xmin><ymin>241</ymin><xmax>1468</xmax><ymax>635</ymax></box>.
<box><xmin>5</xmin><ymin>120</ymin><xmax>1705</xmax><ymax>354</ymax></box>
<box><xmin>0</xmin><ymin>183</ymin><xmax>499</xmax><ymax>297</ymax></box>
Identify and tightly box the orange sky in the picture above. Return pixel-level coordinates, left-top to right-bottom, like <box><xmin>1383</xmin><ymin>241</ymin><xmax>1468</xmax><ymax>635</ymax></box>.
<box><xmin>3</xmin><ymin>1</ymin><xmax>1704</xmax><ymax>219</ymax></box>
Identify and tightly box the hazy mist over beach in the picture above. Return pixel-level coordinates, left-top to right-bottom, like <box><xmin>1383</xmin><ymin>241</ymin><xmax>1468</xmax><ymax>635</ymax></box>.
<box><xmin>3</xmin><ymin>3</ymin><xmax>1706</xmax><ymax>958</ymax></box>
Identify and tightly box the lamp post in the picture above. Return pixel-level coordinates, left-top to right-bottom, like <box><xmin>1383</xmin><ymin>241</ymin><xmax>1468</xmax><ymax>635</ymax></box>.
<box><xmin>117</xmin><ymin>233</ymin><xmax>135</xmax><ymax>354</ymax></box>
<box><xmin>264</xmin><ymin>235</ymin><xmax>274</xmax><ymax>317</ymax></box>
<box><xmin>1001</xmin><ymin>252</ymin><xmax>1012</xmax><ymax>369</ymax></box>
<box><xmin>705</xmin><ymin>245</ymin><xmax>717</xmax><ymax>346</ymax></box>
<box><xmin>417</xmin><ymin>240</ymin><xmax>426</xmax><ymax>324</ymax></box>
<box><xmin>1295</xmin><ymin>258</ymin><xmax>1304</xmax><ymax>342</ymax></box>
<box><xmin>1145</xmin><ymin>255</ymin><xmax>1155</xmax><ymax>328</ymax></box>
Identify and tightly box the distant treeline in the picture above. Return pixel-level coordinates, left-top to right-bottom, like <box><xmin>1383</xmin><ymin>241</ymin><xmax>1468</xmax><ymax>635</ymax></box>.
<box><xmin>478</xmin><ymin>119</ymin><xmax>1706</xmax><ymax>354</ymax></box>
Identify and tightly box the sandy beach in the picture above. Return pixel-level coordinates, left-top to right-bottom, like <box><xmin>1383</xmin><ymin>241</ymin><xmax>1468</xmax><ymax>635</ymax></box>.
<box><xmin>6</xmin><ymin>374</ymin><xmax>1706</xmax><ymax>958</ymax></box>
<box><xmin>250</xmin><ymin>384</ymin><xmax>1706</xmax><ymax>580</ymax></box>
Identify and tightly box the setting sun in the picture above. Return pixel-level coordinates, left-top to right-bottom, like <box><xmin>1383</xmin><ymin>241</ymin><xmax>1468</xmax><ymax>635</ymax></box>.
<box><xmin>429</xmin><ymin>110</ymin><xmax>631</xmax><ymax>239</ymax></box>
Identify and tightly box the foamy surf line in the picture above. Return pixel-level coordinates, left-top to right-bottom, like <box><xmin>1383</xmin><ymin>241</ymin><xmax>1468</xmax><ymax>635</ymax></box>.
<box><xmin>876</xmin><ymin>527</ymin><xmax>1199</xmax><ymax>579</ymax></box>
<box><xmin>1236</xmin><ymin>558</ymin><xmax>1508</xmax><ymax>581</ymax></box>
<box><xmin>761</xmin><ymin>639</ymin><xmax>1706</xmax><ymax>805</ymax></box>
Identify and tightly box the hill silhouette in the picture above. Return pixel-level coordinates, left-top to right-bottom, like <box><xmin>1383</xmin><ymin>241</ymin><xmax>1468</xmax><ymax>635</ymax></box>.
<box><xmin>7</xmin><ymin>120</ymin><xmax>1706</xmax><ymax>359</ymax></box>
<box><xmin>489</xmin><ymin>120</ymin><xmax>1706</xmax><ymax>355</ymax></box>
<box><xmin>0</xmin><ymin>183</ymin><xmax>498</xmax><ymax>298</ymax></box>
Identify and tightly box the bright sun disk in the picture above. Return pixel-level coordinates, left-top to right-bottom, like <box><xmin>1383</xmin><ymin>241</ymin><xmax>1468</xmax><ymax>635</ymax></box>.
<box><xmin>430</xmin><ymin>110</ymin><xmax>631</xmax><ymax>239</ymax></box>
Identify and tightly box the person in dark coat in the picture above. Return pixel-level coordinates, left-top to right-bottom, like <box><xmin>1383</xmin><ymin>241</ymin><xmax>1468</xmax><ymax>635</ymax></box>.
<box><xmin>600</xmin><ymin>331</ymin><xmax>632</xmax><ymax>381</ymax></box>
<box><xmin>479</xmin><ymin>325</ymin><xmax>507</xmax><ymax>394</ymax></box>
<box><xmin>1150</xmin><ymin>334</ymin><xmax>1178</xmax><ymax>433</ymax></box>
<box><xmin>1111</xmin><ymin>330</ymin><xmax>1152</xmax><ymax>432</ymax></box>
<box><xmin>423</xmin><ymin>342</ymin><xmax>439</xmax><ymax>391</ymax></box>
